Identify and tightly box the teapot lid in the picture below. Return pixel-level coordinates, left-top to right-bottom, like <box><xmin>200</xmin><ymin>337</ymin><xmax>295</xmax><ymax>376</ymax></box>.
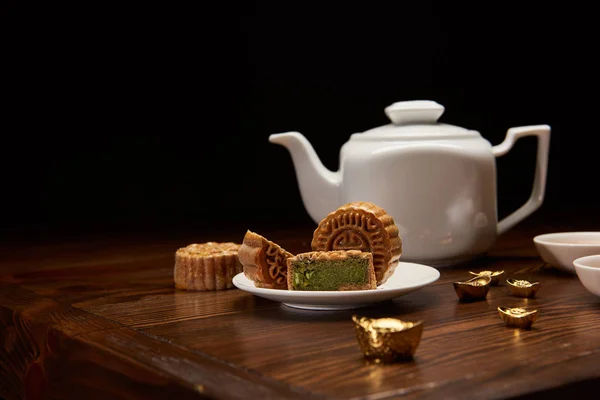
<box><xmin>354</xmin><ymin>100</ymin><xmax>480</xmax><ymax>140</ymax></box>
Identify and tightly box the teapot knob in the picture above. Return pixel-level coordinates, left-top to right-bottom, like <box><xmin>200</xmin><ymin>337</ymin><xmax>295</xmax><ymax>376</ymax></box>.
<box><xmin>384</xmin><ymin>100</ymin><xmax>445</xmax><ymax>125</ymax></box>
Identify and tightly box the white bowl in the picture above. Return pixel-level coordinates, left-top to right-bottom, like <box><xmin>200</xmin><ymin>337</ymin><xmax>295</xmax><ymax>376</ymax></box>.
<box><xmin>533</xmin><ymin>232</ymin><xmax>600</xmax><ymax>274</ymax></box>
<box><xmin>573</xmin><ymin>255</ymin><xmax>600</xmax><ymax>297</ymax></box>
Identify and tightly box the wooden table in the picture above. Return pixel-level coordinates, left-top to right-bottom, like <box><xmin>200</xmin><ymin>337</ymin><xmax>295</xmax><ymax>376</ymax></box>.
<box><xmin>1</xmin><ymin>214</ymin><xmax>599</xmax><ymax>400</ymax></box>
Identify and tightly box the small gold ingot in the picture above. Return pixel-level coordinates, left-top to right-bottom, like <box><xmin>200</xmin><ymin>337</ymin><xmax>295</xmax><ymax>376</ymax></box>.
<box><xmin>468</xmin><ymin>270</ymin><xmax>505</xmax><ymax>286</ymax></box>
<box><xmin>352</xmin><ymin>315</ymin><xmax>424</xmax><ymax>363</ymax></box>
<box><xmin>506</xmin><ymin>278</ymin><xmax>541</xmax><ymax>298</ymax></box>
<box><xmin>498</xmin><ymin>306</ymin><xmax>539</xmax><ymax>329</ymax></box>
<box><xmin>453</xmin><ymin>275</ymin><xmax>491</xmax><ymax>302</ymax></box>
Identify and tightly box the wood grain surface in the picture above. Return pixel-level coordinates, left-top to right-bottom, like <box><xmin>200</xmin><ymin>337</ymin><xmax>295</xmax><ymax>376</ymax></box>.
<box><xmin>1</xmin><ymin>215</ymin><xmax>599</xmax><ymax>399</ymax></box>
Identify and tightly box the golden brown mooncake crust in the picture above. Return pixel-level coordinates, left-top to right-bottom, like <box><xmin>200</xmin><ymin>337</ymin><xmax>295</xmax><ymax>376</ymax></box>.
<box><xmin>174</xmin><ymin>242</ymin><xmax>243</xmax><ymax>291</ymax></box>
<box><xmin>311</xmin><ymin>201</ymin><xmax>402</xmax><ymax>286</ymax></box>
<box><xmin>286</xmin><ymin>250</ymin><xmax>376</xmax><ymax>291</ymax></box>
<box><xmin>237</xmin><ymin>230</ymin><xmax>294</xmax><ymax>289</ymax></box>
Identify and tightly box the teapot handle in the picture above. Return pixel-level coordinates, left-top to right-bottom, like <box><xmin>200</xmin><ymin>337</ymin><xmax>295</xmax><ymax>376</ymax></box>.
<box><xmin>492</xmin><ymin>125</ymin><xmax>551</xmax><ymax>235</ymax></box>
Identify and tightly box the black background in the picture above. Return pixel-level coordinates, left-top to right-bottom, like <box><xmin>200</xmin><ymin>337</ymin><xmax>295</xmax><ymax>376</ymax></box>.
<box><xmin>4</xmin><ymin>1</ymin><xmax>599</xmax><ymax>242</ymax></box>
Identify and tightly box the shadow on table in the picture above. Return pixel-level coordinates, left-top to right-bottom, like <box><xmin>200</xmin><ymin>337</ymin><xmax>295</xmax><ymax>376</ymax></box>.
<box><xmin>257</xmin><ymin>298</ymin><xmax>430</xmax><ymax>323</ymax></box>
<box><xmin>508</xmin><ymin>378</ymin><xmax>599</xmax><ymax>400</ymax></box>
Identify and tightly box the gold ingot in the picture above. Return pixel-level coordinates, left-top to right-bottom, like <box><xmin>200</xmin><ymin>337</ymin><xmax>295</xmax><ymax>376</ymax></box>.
<box><xmin>352</xmin><ymin>315</ymin><xmax>424</xmax><ymax>363</ymax></box>
<box><xmin>468</xmin><ymin>270</ymin><xmax>505</xmax><ymax>286</ymax></box>
<box><xmin>498</xmin><ymin>306</ymin><xmax>539</xmax><ymax>329</ymax></box>
<box><xmin>453</xmin><ymin>275</ymin><xmax>491</xmax><ymax>302</ymax></box>
<box><xmin>506</xmin><ymin>278</ymin><xmax>541</xmax><ymax>298</ymax></box>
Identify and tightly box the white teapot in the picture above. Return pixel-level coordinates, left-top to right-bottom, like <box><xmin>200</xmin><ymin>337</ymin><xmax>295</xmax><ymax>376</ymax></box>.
<box><xmin>269</xmin><ymin>100</ymin><xmax>550</xmax><ymax>266</ymax></box>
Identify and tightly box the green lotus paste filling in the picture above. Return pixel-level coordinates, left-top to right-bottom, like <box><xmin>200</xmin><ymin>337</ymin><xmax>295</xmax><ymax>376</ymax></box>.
<box><xmin>290</xmin><ymin>258</ymin><xmax>369</xmax><ymax>291</ymax></box>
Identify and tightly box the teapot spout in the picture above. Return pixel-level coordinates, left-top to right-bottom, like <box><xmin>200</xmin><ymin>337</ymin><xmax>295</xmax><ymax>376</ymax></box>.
<box><xmin>269</xmin><ymin>132</ymin><xmax>341</xmax><ymax>224</ymax></box>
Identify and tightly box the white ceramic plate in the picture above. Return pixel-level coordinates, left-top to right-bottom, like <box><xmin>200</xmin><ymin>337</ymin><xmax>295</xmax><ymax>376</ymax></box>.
<box><xmin>232</xmin><ymin>262</ymin><xmax>440</xmax><ymax>310</ymax></box>
<box><xmin>533</xmin><ymin>232</ymin><xmax>600</xmax><ymax>274</ymax></box>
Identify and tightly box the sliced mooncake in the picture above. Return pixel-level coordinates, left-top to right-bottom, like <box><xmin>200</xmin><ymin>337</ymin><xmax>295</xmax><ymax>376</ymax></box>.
<box><xmin>237</xmin><ymin>230</ymin><xmax>294</xmax><ymax>289</ymax></box>
<box><xmin>174</xmin><ymin>242</ymin><xmax>243</xmax><ymax>291</ymax></box>
<box><xmin>286</xmin><ymin>250</ymin><xmax>376</xmax><ymax>291</ymax></box>
<box><xmin>311</xmin><ymin>201</ymin><xmax>402</xmax><ymax>286</ymax></box>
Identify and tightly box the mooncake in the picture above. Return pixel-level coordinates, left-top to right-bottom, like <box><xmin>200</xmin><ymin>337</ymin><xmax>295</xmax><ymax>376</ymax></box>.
<box><xmin>311</xmin><ymin>201</ymin><xmax>402</xmax><ymax>286</ymax></box>
<box><xmin>174</xmin><ymin>242</ymin><xmax>243</xmax><ymax>291</ymax></box>
<box><xmin>237</xmin><ymin>230</ymin><xmax>294</xmax><ymax>289</ymax></box>
<box><xmin>287</xmin><ymin>250</ymin><xmax>376</xmax><ymax>291</ymax></box>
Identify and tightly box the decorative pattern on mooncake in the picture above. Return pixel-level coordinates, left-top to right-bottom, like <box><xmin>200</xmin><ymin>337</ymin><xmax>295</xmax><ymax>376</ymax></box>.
<box><xmin>287</xmin><ymin>250</ymin><xmax>376</xmax><ymax>291</ymax></box>
<box><xmin>174</xmin><ymin>242</ymin><xmax>243</xmax><ymax>291</ymax></box>
<box><xmin>311</xmin><ymin>201</ymin><xmax>402</xmax><ymax>286</ymax></box>
<box><xmin>237</xmin><ymin>230</ymin><xmax>294</xmax><ymax>289</ymax></box>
